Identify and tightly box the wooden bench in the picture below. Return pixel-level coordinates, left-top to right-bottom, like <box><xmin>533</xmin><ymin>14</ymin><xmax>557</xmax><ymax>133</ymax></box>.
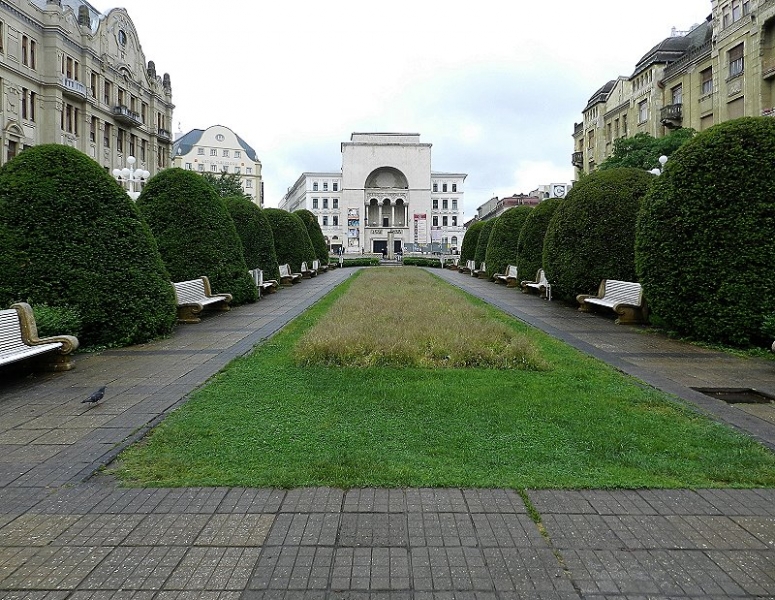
<box><xmin>576</xmin><ymin>279</ymin><xmax>647</xmax><ymax>324</ymax></box>
<box><xmin>495</xmin><ymin>265</ymin><xmax>519</xmax><ymax>287</ymax></box>
<box><xmin>249</xmin><ymin>268</ymin><xmax>278</xmax><ymax>298</ymax></box>
<box><xmin>279</xmin><ymin>263</ymin><xmax>302</xmax><ymax>286</ymax></box>
<box><xmin>0</xmin><ymin>302</ymin><xmax>79</xmax><ymax>371</ymax></box>
<box><xmin>300</xmin><ymin>261</ymin><xmax>317</xmax><ymax>278</ymax></box>
<box><xmin>473</xmin><ymin>262</ymin><xmax>487</xmax><ymax>279</ymax></box>
<box><xmin>173</xmin><ymin>276</ymin><xmax>232</xmax><ymax>324</ymax></box>
<box><xmin>520</xmin><ymin>269</ymin><xmax>552</xmax><ymax>301</ymax></box>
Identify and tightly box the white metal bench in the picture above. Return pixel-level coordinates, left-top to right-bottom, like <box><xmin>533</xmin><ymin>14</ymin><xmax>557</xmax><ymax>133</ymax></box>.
<box><xmin>0</xmin><ymin>302</ymin><xmax>79</xmax><ymax>371</ymax></box>
<box><xmin>312</xmin><ymin>259</ymin><xmax>328</xmax><ymax>273</ymax></box>
<box><xmin>279</xmin><ymin>264</ymin><xmax>302</xmax><ymax>286</ymax></box>
<box><xmin>576</xmin><ymin>279</ymin><xmax>647</xmax><ymax>324</ymax></box>
<box><xmin>495</xmin><ymin>265</ymin><xmax>519</xmax><ymax>287</ymax></box>
<box><xmin>520</xmin><ymin>269</ymin><xmax>552</xmax><ymax>301</ymax></box>
<box><xmin>460</xmin><ymin>259</ymin><xmax>474</xmax><ymax>274</ymax></box>
<box><xmin>300</xmin><ymin>261</ymin><xmax>317</xmax><ymax>278</ymax></box>
<box><xmin>249</xmin><ymin>269</ymin><xmax>278</xmax><ymax>298</ymax></box>
<box><xmin>172</xmin><ymin>276</ymin><xmax>232</xmax><ymax>323</ymax></box>
<box><xmin>473</xmin><ymin>261</ymin><xmax>487</xmax><ymax>279</ymax></box>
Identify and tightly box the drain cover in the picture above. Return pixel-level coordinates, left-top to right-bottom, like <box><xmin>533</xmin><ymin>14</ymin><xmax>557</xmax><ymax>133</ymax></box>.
<box><xmin>692</xmin><ymin>387</ymin><xmax>775</xmax><ymax>405</ymax></box>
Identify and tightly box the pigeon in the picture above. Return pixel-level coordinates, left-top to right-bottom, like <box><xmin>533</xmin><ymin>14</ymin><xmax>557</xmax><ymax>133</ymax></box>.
<box><xmin>82</xmin><ymin>386</ymin><xmax>106</xmax><ymax>405</ymax></box>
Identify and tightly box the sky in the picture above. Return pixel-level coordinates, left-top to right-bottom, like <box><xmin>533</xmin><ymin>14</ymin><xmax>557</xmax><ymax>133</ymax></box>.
<box><xmin>111</xmin><ymin>0</ymin><xmax>712</xmax><ymax>218</ymax></box>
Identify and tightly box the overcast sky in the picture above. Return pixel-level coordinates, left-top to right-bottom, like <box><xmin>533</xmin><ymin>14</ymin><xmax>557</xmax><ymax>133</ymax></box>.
<box><xmin>114</xmin><ymin>0</ymin><xmax>712</xmax><ymax>217</ymax></box>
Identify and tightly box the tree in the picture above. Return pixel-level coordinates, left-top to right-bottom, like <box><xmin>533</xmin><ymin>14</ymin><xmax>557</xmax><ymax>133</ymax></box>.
<box><xmin>0</xmin><ymin>145</ymin><xmax>177</xmax><ymax>347</ymax></box>
<box><xmin>263</xmin><ymin>208</ymin><xmax>316</xmax><ymax>272</ymax></box>
<box><xmin>295</xmin><ymin>209</ymin><xmax>329</xmax><ymax>266</ymax></box>
<box><xmin>223</xmin><ymin>196</ymin><xmax>280</xmax><ymax>280</ymax></box>
<box><xmin>473</xmin><ymin>219</ymin><xmax>497</xmax><ymax>268</ymax></box>
<box><xmin>636</xmin><ymin>117</ymin><xmax>775</xmax><ymax>347</ymax></box>
<box><xmin>459</xmin><ymin>221</ymin><xmax>484</xmax><ymax>264</ymax></box>
<box><xmin>201</xmin><ymin>171</ymin><xmax>251</xmax><ymax>200</ymax></box>
<box><xmin>516</xmin><ymin>198</ymin><xmax>562</xmax><ymax>281</ymax></box>
<box><xmin>136</xmin><ymin>168</ymin><xmax>257</xmax><ymax>305</ymax></box>
<box><xmin>599</xmin><ymin>128</ymin><xmax>695</xmax><ymax>172</ymax></box>
<box><xmin>484</xmin><ymin>206</ymin><xmax>533</xmax><ymax>278</ymax></box>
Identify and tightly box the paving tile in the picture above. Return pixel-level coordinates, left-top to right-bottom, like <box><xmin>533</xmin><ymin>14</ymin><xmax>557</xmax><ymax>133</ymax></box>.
<box><xmin>579</xmin><ymin>490</ymin><xmax>660</xmax><ymax>515</ymax></box>
<box><xmin>636</xmin><ymin>490</ymin><xmax>723</xmax><ymax>516</ymax></box>
<box><xmin>217</xmin><ymin>488</ymin><xmax>285</xmax><ymax>513</ymax></box>
<box><xmin>410</xmin><ymin>546</ymin><xmax>494</xmax><ymax>592</ymax></box>
<box><xmin>526</xmin><ymin>491</ymin><xmax>595</xmax><ymax>515</ymax></box>
<box><xmin>480</xmin><ymin>547</ymin><xmax>574</xmax><ymax>593</ymax></box>
<box><xmin>248</xmin><ymin>546</ymin><xmax>335</xmax><ymax>590</ymax></box>
<box><xmin>50</xmin><ymin>514</ymin><xmax>144</xmax><ymax>546</ymax></box>
<box><xmin>78</xmin><ymin>545</ymin><xmax>187</xmax><ymax>590</ymax></box>
<box><xmin>405</xmin><ymin>489</ymin><xmax>467</xmax><ymax>513</ymax></box>
<box><xmin>0</xmin><ymin>545</ymin><xmax>111</xmax><ymax>590</ymax></box>
<box><xmin>733</xmin><ymin>516</ymin><xmax>775</xmax><ymax>548</ymax></box>
<box><xmin>698</xmin><ymin>488</ymin><xmax>775</xmax><ymax>516</ymax></box>
<box><xmin>462</xmin><ymin>489</ymin><xmax>527</xmax><ymax>514</ymax></box>
<box><xmin>406</xmin><ymin>512</ymin><xmax>476</xmax><ymax>547</ymax></box>
<box><xmin>161</xmin><ymin>546</ymin><xmax>260</xmax><ymax>590</ymax></box>
<box><xmin>195</xmin><ymin>514</ymin><xmax>274</xmax><ymax>546</ymax></box>
<box><xmin>121</xmin><ymin>514</ymin><xmax>211</xmax><ymax>546</ymax></box>
<box><xmin>280</xmin><ymin>488</ymin><xmax>343</xmax><ymax>513</ymax></box>
<box><xmin>330</xmin><ymin>547</ymin><xmax>410</xmax><ymax>591</ymax></box>
<box><xmin>264</xmin><ymin>513</ymin><xmax>339</xmax><ymax>546</ymax></box>
<box><xmin>470</xmin><ymin>513</ymin><xmax>545</xmax><ymax>548</ymax></box>
<box><xmin>0</xmin><ymin>514</ymin><xmax>81</xmax><ymax>547</ymax></box>
<box><xmin>339</xmin><ymin>514</ymin><xmax>408</xmax><ymax>547</ymax></box>
<box><xmin>342</xmin><ymin>489</ymin><xmax>407</xmax><ymax>513</ymax></box>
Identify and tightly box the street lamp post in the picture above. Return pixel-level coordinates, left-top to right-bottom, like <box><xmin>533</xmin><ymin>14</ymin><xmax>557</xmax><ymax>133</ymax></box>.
<box><xmin>113</xmin><ymin>156</ymin><xmax>150</xmax><ymax>201</ymax></box>
<box><xmin>649</xmin><ymin>155</ymin><xmax>669</xmax><ymax>176</ymax></box>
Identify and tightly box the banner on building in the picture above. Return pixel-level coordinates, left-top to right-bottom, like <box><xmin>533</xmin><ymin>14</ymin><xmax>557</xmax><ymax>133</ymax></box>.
<box><xmin>414</xmin><ymin>213</ymin><xmax>428</xmax><ymax>243</ymax></box>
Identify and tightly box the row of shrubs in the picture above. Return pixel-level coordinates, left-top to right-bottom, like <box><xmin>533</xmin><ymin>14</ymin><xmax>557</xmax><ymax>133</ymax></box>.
<box><xmin>0</xmin><ymin>145</ymin><xmax>330</xmax><ymax>349</ymax></box>
<box><xmin>459</xmin><ymin>117</ymin><xmax>775</xmax><ymax>349</ymax></box>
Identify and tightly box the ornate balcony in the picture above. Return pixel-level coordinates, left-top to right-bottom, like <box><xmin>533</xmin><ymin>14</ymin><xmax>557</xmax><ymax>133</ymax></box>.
<box><xmin>112</xmin><ymin>105</ymin><xmax>142</xmax><ymax>127</ymax></box>
<box><xmin>60</xmin><ymin>76</ymin><xmax>87</xmax><ymax>99</ymax></box>
<box><xmin>157</xmin><ymin>128</ymin><xmax>172</xmax><ymax>142</ymax></box>
<box><xmin>571</xmin><ymin>151</ymin><xmax>584</xmax><ymax>168</ymax></box>
<box><xmin>660</xmin><ymin>103</ymin><xmax>683</xmax><ymax>129</ymax></box>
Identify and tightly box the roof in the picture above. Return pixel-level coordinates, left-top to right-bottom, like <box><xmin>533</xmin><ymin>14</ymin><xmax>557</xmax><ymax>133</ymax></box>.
<box><xmin>584</xmin><ymin>80</ymin><xmax>616</xmax><ymax>111</ymax></box>
<box><xmin>631</xmin><ymin>20</ymin><xmax>711</xmax><ymax>77</ymax></box>
<box><xmin>30</xmin><ymin>0</ymin><xmax>102</xmax><ymax>32</ymax></box>
<box><xmin>172</xmin><ymin>126</ymin><xmax>260</xmax><ymax>162</ymax></box>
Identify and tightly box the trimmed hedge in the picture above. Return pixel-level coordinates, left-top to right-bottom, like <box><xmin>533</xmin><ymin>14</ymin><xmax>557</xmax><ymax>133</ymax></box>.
<box><xmin>484</xmin><ymin>206</ymin><xmax>533</xmax><ymax>278</ymax></box>
<box><xmin>0</xmin><ymin>144</ymin><xmax>177</xmax><ymax>347</ymax></box>
<box><xmin>516</xmin><ymin>198</ymin><xmax>561</xmax><ymax>282</ymax></box>
<box><xmin>402</xmin><ymin>257</ymin><xmax>444</xmax><ymax>268</ymax></box>
<box><xmin>636</xmin><ymin>117</ymin><xmax>775</xmax><ymax>347</ymax></box>
<box><xmin>543</xmin><ymin>168</ymin><xmax>653</xmax><ymax>302</ymax></box>
<box><xmin>136</xmin><ymin>169</ymin><xmax>257</xmax><ymax>305</ymax></box>
<box><xmin>459</xmin><ymin>221</ymin><xmax>484</xmax><ymax>264</ymax></box>
<box><xmin>295</xmin><ymin>209</ymin><xmax>329</xmax><ymax>266</ymax></box>
<box><xmin>473</xmin><ymin>218</ymin><xmax>497</xmax><ymax>268</ymax></box>
<box><xmin>264</xmin><ymin>208</ymin><xmax>316</xmax><ymax>273</ymax></box>
<box><xmin>224</xmin><ymin>196</ymin><xmax>280</xmax><ymax>280</ymax></box>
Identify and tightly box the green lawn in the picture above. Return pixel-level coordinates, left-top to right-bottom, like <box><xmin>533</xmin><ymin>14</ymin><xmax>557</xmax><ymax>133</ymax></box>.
<box><xmin>113</xmin><ymin>269</ymin><xmax>775</xmax><ymax>489</ymax></box>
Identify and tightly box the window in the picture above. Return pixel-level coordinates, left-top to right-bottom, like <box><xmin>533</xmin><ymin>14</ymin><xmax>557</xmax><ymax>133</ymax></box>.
<box><xmin>185</xmin><ymin>163</ymin><xmax>192</xmax><ymax>170</ymax></box>
<box><xmin>432</xmin><ymin>199</ymin><xmax>438</xmax><ymax>210</ymax></box>
<box><xmin>333</xmin><ymin>182</ymin><xmax>339</xmax><ymax>191</ymax></box>
<box><xmin>313</xmin><ymin>182</ymin><xmax>318</xmax><ymax>191</ymax></box>
<box><xmin>117</xmin><ymin>128</ymin><xmax>124</xmax><ymax>152</ymax></box>
<box><xmin>322</xmin><ymin>216</ymin><xmax>329</xmax><ymax>226</ymax></box>
<box><xmin>90</xmin><ymin>116</ymin><xmax>97</xmax><ymax>142</ymax></box>
<box><xmin>210</xmin><ymin>148</ymin><xmax>217</xmax><ymax>156</ymax></box>
<box><xmin>234</xmin><ymin>167</ymin><xmax>240</xmax><ymax>174</ymax></box>
<box><xmin>452</xmin><ymin>216</ymin><xmax>457</xmax><ymax>226</ymax></box>
<box><xmin>223</xmin><ymin>149</ymin><xmax>229</xmax><ymax>157</ymax></box>
<box><xmin>638</xmin><ymin>99</ymin><xmax>648</xmax><ymax>123</ymax></box>
<box><xmin>198</xmin><ymin>164</ymin><xmax>204</xmax><ymax>172</ymax></box>
<box><xmin>21</xmin><ymin>88</ymin><xmax>28</xmax><ymax>120</ymax></box>
<box><xmin>433</xmin><ymin>183</ymin><xmax>438</xmax><ymax>192</ymax></box>
<box><xmin>442</xmin><ymin>199</ymin><xmax>448</xmax><ymax>210</ymax></box>
<box><xmin>323</xmin><ymin>182</ymin><xmax>328</xmax><ymax>191</ymax></box>
<box><xmin>222</xmin><ymin>165</ymin><xmax>228</xmax><ymax>173</ymax></box>
<box><xmin>671</xmin><ymin>84</ymin><xmax>682</xmax><ymax>105</ymax></box>
<box><xmin>0</xmin><ymin>21</ymin><xmax>4</xmax><ymax>54</ymax></box>
<box><xmin>333</xmin><ymin>216</ymin><xmax>339</xmax><ymax>226</ymax></box>
<box><xmin>117</xmin><ymin>88</ymin><xmax>124</xmax><ymax>106</ymax></box>
<box><xmin>452</xmin><ymin>199</ymin><xmax>458</xmax><ymax>210</ymax></box>
<box><xmin>234</xmin><ymin>150</ymin><xmax>241</xmax><ymax>158</ymax></box>
<box><xmin>140</xmin><ymin>140</ymin><xmax>146</xmax><ymax>162</ymax></box>
<box><xmin>198</xmin><ymin>148</ymin><xmax>204</xmax><ymax>155</ymax></box>
<box><xmin>21</xmin><ymin>35</ymin><xmax>28</xmax><ymax>65</ymax></box>
<box><xmin>432</xmin><ymin>216</ymin><xmax>439</xmax><ymax>226</ymax></box>
<box><xmin>442</xmin><ymin>183</ymin><xmax>448</xmax><ymax>192</ymax></box>
<box><xmin>729</xmin><ymin>43</ymin><xmax>744</xmax><ymax>78</ymax></box>
<box><xmin>333</xmin><ymin>198</ymin><xmax>339</xmax><ymax>209</ymax></box>
<box><xmin>104</xmin><ymin>123</ymin><xmax>112</xmax><ymax>148</ymax></box>
<box><xmin>211</xmin><ymin>165</ymin><xmax>218</xmax><ymax>172</ymax></box>
<box><xmin>90</xmin><ymin>72</ymin><xmax>98</xmax><ymax>98</ymax></box>
<box><xmin>323</xmin><ymin>198</ymin><xmax>328</xmax><ymax>209</ymax></box>
<box><xmin>129</xmin><ymin>134</ymin><xmax>136</xmax><ymax>156</ymax></box>
<box><xmin>313</xmin><ymin>198</ymin><xmax>319</xmax><ymax>209</ymax></box>
<box><xmin>442</xmin><ymin>216</ymin><xmax>448</xmax><ymax>226</ymax></box>
<box><xmin>104</xmin><ymin>81</ymin><xmax>111</xmax><ymax>104</ymax></box>
<box><xmin>700</xmin><ymin>67</ymin><xmax>713</xmax><ymax>95</ymax></box>
<box><xmin>452</xmin><ymin>184</ymin><xmax>457</xmax><ymax>192</ymax></box>
<box><xmin>246</xmin><ymin>167</ymin><xmax>252</xmax><ymax>174</ymax></box>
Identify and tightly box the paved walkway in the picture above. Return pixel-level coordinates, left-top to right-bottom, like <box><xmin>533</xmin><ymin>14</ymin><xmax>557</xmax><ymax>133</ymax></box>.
<box><xmin>0</xmin><ymin>266</ymin><xmax>773</xmax><ymax>599</ymax></box>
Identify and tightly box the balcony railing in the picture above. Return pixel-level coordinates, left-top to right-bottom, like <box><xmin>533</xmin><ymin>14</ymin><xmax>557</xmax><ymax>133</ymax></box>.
<box><xmin>571</xmin><ymin>151</ymin><xmax>584</xmax><ymax>168</ymax></box>
<box><xmin>112</xmin><ymin>105</ymin><xmax>142</xmax><ymax>127</ymax></box>
<box><xmin>660</xmin><ymin>103</ymin><xmax>683</xmax><ymax>128</ymax></box>
<box><xmin>60</xmin><ymin>76</ymin><xmax>87</xmax><ymax>99</ymax></box>
<box><xmin>763</xmin><ymin>59</ymin><xmax>775</xmax><ymax>80</ymax></box>
<box><xmin>157</xmin><ymin>128</ymin><xmax>172</xmax><ymax>142</ymax></box>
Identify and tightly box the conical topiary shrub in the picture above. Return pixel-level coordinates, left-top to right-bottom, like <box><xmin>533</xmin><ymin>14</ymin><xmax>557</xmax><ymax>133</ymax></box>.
<box><xmin>473</xmin><ymin>218</ymin><xmax>497</xmax><ymax>268</ymax></box>
<box><xmin>0</xmin><ymin>144</ymin><xmax>177</xmax><ymax>347</ymax></box>
<box><xmin>636</xmin><ymin>117</ymin><xmax>775</xmax><ymax>347</ymax></box>
<box><xmin>484</xmin><ymin>206</ymin><xmax>533</xmax><ymax>278</ymax></box>
<box><xmin>459</xmin><ymin>220</ymin><xmax>484</xmax><ymax>265</ymax></box>
<box><xmin>224</xmin><ymin>196</ymin><xmax>280</xmax><ymax>281</ymax></box>
<box><xmin>295</xmin><ymin>209</ymin><xmax>329</xmax><ymax>266</ymax></box>
<box><xmin>516</xmin><ymin>198</ymin><xmax>561</xmax><ymax>280</ymax></box>
<box><xmin>263</xmin><ymin>208</ymin><xmax>316</xmax><ymax>273</ymax></box>
<box><xmin>543</xmin><ymin>168</ymin><xmax>653</xmax><ymax>302</ymax></box>
<box><xmin>136</xmin><ymin>169</ymin><xmax>257</xmax><ymax>305</ymax></box>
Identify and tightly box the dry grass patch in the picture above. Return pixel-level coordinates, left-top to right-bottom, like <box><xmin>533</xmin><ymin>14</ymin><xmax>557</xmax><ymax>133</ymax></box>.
<box><xmin>293</xmin><ymin>267</ymin><xmax>549</xmax><ymax>369</ymax></box>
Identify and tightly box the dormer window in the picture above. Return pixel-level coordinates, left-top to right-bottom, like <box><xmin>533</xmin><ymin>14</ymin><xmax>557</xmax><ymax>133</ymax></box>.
<box><xmin>118</xmin><ymin>30</ymin><xmax>127</xmax><ymax>46</ymax></box>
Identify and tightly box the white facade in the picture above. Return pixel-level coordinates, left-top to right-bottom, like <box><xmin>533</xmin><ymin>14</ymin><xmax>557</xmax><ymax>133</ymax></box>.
<box><xmin>279</xmin><ymin>133</ymin><xmax>466</xmax><ymax>256</ymax></box>
<box><xmin>172</xmin><ymin>125</ymin><xmax>263</xmax><ymax>205</ymax></box>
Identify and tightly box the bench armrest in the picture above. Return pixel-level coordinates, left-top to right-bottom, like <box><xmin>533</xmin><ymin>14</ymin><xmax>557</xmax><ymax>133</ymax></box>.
<box><xmin>11</xmin><ymin>302</ymin><xmax>79</xmax><ymax>354</ymax></box>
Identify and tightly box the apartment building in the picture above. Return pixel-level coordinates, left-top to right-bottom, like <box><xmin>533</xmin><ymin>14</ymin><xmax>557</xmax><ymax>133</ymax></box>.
<box><xmin>573</xmin><ymin>0</ymin><xmax>775</xmax><ymax>176</ymax></box>
<box><xmin>279</xmin><ymin>133</ymin><xmax>466</xmax><ymax>256</ymax></box>
<box><xmin>0</xmin><ymin>0</ymin><xmax>174</xmax><ymax>174</ymax></box>
<box><xmin>172</xmin><ymin>125</ymin><xmax>264</xmax><ymax>206</ymax></box>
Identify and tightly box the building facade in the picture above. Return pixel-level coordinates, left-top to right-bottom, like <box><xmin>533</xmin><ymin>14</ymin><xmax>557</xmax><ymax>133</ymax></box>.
<box><xmin>573</xmin><ymin>0</ymin><xmax>775</xmax><ymax>176</ymax></box>
<box><xmin>280</xmin><ymin>133</ymin><xmax>466</xmax><ymax>256</ymax></box>
<box><xmin>172</xmin><ymin>125</ymin><xmax>264</xmax><ymax>206</ymax></box>
<box><xmin>0</xmin><ymin>0</ymin><xmax>174</xmax><ymax>175</ymax></box>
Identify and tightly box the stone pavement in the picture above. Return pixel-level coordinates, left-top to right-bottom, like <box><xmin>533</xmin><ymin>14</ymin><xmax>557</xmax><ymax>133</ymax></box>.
<box><xmin>0</xmin><ymin>266</ymin><xmax>773</xmax><ymax>599</ymax></box>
